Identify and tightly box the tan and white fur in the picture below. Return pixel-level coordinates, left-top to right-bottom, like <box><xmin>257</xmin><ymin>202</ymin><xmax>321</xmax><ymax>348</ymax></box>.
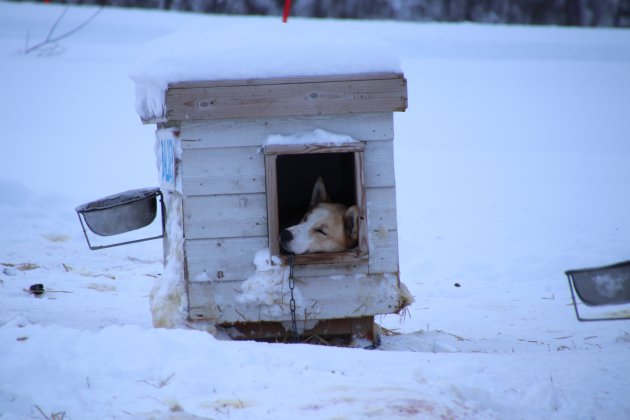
<box><xmin>280</xmin><ymin>177</ymin><xmax>359</xmax><ymax>255</ymax></box>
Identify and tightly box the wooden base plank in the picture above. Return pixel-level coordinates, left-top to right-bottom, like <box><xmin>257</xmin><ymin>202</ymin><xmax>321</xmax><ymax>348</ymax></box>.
<box><xmin>218</xmin><ymin>316</ymin><xmax>375</xmax><ymax>344</ymax></box>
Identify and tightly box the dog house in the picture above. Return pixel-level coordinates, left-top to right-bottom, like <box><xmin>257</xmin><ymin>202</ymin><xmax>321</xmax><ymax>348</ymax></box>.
<box><xmin>76</xmin><ymin>26</ymin><xmax>413</xmax><ymax>344</ymax></box>
<box><xmin>144</xmin><ymin>72</ymin><xmax>414</xmax><ymax>342</ymax></box>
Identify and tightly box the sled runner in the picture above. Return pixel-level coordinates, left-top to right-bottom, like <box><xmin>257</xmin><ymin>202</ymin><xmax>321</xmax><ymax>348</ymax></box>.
<box><xmin>565</xmin><ymin>260</ymin><xmax>630</xmax><ymax>321</ymax></box>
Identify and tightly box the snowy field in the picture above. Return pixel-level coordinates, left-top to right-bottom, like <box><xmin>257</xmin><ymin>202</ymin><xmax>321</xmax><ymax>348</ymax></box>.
<box><xmin>1</xmin><ymin>2</ymin><xmax>630</xmax><ymax>419</ymax></box>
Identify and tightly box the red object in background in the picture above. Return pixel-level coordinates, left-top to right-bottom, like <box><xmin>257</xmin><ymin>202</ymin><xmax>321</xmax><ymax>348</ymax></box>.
<box><xmin>283</xmin><ymin>0</ymin><xmax>292</xmax><ymax>23</ymax></box>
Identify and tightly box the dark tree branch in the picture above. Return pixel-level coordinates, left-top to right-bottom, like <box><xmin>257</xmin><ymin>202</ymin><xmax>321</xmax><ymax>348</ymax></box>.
<box><xmin>25</xmin><ymin>6</ymin><xmax>104</xmax><ymax>55</ymax></box>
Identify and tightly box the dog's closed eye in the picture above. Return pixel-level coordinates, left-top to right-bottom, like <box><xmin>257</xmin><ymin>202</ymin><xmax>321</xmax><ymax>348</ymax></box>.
<box><xmin>314</xmin><ymin>227</ymin><xmax>327</xmax><ymax>236</ymax></box>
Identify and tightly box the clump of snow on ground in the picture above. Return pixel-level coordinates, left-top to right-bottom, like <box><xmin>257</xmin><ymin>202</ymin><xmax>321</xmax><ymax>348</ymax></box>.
<box><xmin>265</xmin><ymin>128</ymin><xmax>358</xmax><ymax>146</ymax></box>
<box><xmin>237</xmin><ymin>249</ymin><xmax>302</xmax><ymax>320</ymax></box>
<box><xmin>148</xmin><ymin>192</ymin><xmax>187</xmax><ymax>328</ymax></box>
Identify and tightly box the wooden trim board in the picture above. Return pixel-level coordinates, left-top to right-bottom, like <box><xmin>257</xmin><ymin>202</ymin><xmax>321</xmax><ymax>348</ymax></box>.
<box><xmin>263</xmin><ymin>142</ymin><xmax>368</xmax><ymax>264</ymax></box>
<box><xmin>220</xmin><ymin>316</ymin><xmax>375</xmax><ymax>342</ymax></box>
<box><xmin>169</xmin><ymin>72</ymin><xmax>404</xmax><ymax>89</ymax></box>
<box><xmin>165</xmin><ymin>73</ymin><xmax>407</xmax><ymax>121</ymax></box>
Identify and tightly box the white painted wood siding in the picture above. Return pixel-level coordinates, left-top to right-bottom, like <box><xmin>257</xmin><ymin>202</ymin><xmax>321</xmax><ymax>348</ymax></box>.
<box><xmin>180</xmin><ymin>113</ymin><xmax>394</xmax><ymax>149</ymax></box>
<box><xmin>188</xmin><ymin>273</ymin><xmax>407</xmax><ymax>323</ymax></box>
<box><xmin>179</xmin><ymin>112</ymin><xmax>401</xmax><ymax>323</ymax></box>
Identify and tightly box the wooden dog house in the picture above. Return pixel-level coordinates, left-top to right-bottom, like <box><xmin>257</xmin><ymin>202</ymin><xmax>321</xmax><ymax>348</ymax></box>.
<box><xmin>139</xmin><ymin>72</ymin><xmax>412</xmax><ymax>343</ymax></box>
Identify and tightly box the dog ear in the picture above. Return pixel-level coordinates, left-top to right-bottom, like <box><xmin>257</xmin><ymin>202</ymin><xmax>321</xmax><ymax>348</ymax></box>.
<box><xmin>344</xmin><ymin>205</ymin><xmax>360</xmax><ymax>241</ymax></box>
<box><xmin>309</xmin><ymin>176</ymin><xmax>330</xmax><ymax>208</ymax></box>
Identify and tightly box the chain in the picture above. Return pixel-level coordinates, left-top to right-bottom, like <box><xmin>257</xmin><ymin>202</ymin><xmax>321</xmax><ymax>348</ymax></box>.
<box><xmin>287</xmin><ymin>254</ymin><xmax>299</xmax><ymax>343</ymax></box>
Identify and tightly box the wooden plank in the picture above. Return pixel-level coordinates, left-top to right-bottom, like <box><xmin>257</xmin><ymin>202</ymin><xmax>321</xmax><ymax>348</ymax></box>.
<box><xmin>186</xmin><ymin>237</ymin><xmax>369</xmax><ymax>283</ymax></box>
<box><xmin>264</xmin><ymin>154</ymin><xmax>280</xmax><ymax>257</ymax></box>
<box><xmin>186</xmin><ymin>236</ymin><xmax>268</xmax><ymax>282</ymax></box>
<box><xmin>264</xmin><ymin>142</ymin><xmax>365</xmax><ymax>156</ymax></box>
<box><xmin>368</xmin><ymin>229</ymin><xmax>399</xmax><ymax>274</ymax></box>
<box><xmin>188</xmin><ymin>273</ymin><xmax>406</xmax><ymax>323</ymax></box>
<box><xmin>180</xmin><ymin>113</ymin><xmax>394</xmax><ymax>149</ymax></box>
<box><xmin>170</xmin><ymin>72</ymin><xmax>405</xmax><ymax>89</ymax></box>
<box><xmin>280</xmin><ymin>251</ymin><xmax>368</xmax><ymax>266</ymax></box>
<box><xmin>276</xmin><ymin>231</ymin><xmax>397</xmax><ymax>274</ymax></box>
<box><xmin>364</xmin><ymin>140</ymin><xmax>396</xmax><ymax>188</ymax></box>
<box><xmin>178</xmin><ymin>141</ymin><xmax>395</xmax><ymax>194</ymax></box>
<box><xmin>366</xmin><ymin>187</ymin><xmax>398</xmax><ymax>231</ymax></box>
<box><xmin>366</xmin><ymin>186</ymin><xmax>399</xmax><ymax>275</ymax></box>
<box><xmin>293</xmin><ymin>261</ymin><xmax>369</xmax><ymax>278</ymax></box>
<box><xmin>181</xmin><ymin>146</ymin><xmax>266</xmax><ymax>196</ymax></box>
<box><xmin>166</xmin><ymin>77</ymin><xmax>407</xmax><ymax>121</ymax></box>
<box><xmin>183</xmin><ymin>193</ymin><xmax>268</xmax><ymax>239</ymax></box>
<box><xmin>355</xmin><ymin>150</ymin><xmax>369</xmax><ymax>255</ymax></box>
<box><xmin>220</xmin><ymin>316</ymin><xmax>375</xmax><ymax>341</ymax></box>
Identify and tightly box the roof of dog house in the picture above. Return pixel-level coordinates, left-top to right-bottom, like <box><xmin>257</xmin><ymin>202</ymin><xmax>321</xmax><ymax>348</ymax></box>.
<box><xmin>130</xmin><ymin>21</ymin><xmax>404</xmax><ymax>122</ymax></box>
<box><xmin>130</xmin><ymin>22</ymin><xmax>412</xmax><ymax>339</ymax></box>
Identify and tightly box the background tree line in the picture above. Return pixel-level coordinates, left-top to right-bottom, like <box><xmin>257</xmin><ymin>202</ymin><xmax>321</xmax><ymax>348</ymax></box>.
<box><xmin>27</xmin><ymin>0</ymin><xmax>630</xmax><ymax>26</ymax></box>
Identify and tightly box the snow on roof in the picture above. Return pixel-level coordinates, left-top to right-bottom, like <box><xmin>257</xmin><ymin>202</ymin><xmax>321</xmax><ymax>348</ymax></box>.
<box><xmin>129</xmin><ymin>19</ymin><xmax>401</xmax><ymax>121</ymax></box>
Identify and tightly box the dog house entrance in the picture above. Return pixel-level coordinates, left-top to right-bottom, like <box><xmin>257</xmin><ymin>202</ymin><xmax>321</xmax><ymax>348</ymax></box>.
<box><xmin>264</xmin><ymin>143</ymin><xmax>368</xmax><ymax>265</ymax></box>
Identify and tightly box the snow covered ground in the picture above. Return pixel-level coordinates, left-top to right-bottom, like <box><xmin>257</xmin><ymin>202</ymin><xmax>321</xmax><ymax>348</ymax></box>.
<box><xmin>1</xmin><ymin>2</ymin><xmax>630</xmax><ymax>419</ymax></box>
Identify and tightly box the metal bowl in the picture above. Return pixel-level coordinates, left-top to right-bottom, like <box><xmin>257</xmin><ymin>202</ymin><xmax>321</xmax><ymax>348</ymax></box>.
<box><xmin>76</xmin><ymin>188</ymin><xmax>160</xmax><ymax>236</ymax></box>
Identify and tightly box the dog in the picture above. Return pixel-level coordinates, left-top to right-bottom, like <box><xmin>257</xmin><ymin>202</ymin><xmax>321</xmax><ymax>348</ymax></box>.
<box><xmin>280</xmin><ymin>177</ymin><xmax>359</xmax><ymax>255</ymax></box>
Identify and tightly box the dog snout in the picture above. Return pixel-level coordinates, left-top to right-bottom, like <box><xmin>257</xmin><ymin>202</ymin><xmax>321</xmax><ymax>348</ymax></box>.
<box><xmin>280</xmin><ymin>229</ymin><xmax>293</xmax><ymax>243</ymax></box>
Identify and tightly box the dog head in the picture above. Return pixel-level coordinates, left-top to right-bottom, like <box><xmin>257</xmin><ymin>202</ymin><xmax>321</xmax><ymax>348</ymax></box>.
<box><xmin>280</xmin><ymin>177</ymin><xmax>359</xmax><ymax>255</ymax></box>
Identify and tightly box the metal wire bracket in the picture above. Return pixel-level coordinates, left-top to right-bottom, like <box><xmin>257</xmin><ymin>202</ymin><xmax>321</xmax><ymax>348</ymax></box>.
<box><xmin>76</xmin><ymin>188</ymin><xmax>165</xmax><ymax>251</ymax></box>
<box><xmin>565</xmin><ymin>260</ymin><xmax>630</xmax><ymax>322</ymax></box>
